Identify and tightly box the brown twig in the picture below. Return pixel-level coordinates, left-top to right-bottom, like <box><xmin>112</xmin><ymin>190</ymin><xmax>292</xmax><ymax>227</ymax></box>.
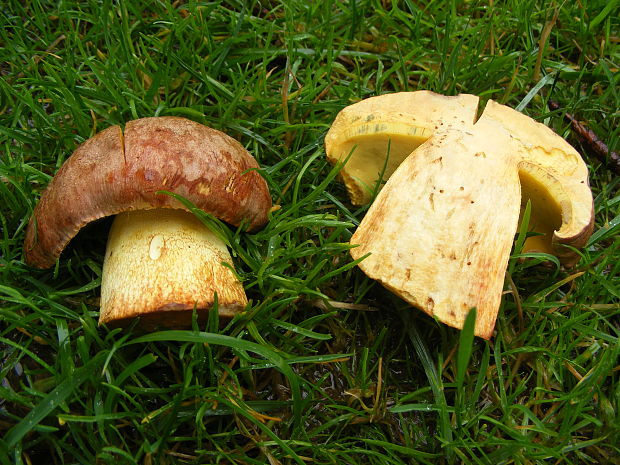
<box><xmin>549</xmin><ymin>100</ymin><xmax>620</xmax><ymax>175</ymax></box>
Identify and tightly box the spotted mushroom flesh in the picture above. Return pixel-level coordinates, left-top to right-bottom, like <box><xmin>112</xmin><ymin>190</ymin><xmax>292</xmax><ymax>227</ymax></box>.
<box><xmin>325</xmin><ymin>92</ymin><xmax>594</xmax><ymax>338</ymax></box>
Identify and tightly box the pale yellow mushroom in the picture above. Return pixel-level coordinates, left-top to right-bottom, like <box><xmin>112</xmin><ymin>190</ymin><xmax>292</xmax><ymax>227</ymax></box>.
<box><xmin>326</xmin><ymin>92</ymin><xmax>594</xmax><ymax>338</ymax></box>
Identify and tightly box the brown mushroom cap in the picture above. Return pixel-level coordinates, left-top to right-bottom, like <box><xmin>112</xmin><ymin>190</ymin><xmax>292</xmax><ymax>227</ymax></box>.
<box><xmin>24</xmin><ymin>117</ymin><xmax>272</xmax><ymax>268</ymax></box>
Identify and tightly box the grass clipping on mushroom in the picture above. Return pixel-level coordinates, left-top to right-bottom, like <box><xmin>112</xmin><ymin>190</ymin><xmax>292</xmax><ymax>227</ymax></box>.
<box><xmin>325</xmin><ymin>92</ymin><xmax>594</xmax><ymax>339</ymax></box>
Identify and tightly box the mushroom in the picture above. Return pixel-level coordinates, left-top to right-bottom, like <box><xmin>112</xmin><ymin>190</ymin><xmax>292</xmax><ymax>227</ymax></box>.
<box><xmin>24</xmin><ymin>117</ymin><xmax>272</xmax><ymax>329</ymax></box>
<box><xmin>325</xmin><ymin>92</ymin><xmax>594</xmax><ymax>339</ymax></box>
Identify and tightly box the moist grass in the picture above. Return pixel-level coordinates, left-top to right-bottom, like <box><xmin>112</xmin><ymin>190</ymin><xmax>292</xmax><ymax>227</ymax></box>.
<box><xmin>1</xmin><ymin>1</ymin><xmax>619</xmax><ymax>464</ymax></box>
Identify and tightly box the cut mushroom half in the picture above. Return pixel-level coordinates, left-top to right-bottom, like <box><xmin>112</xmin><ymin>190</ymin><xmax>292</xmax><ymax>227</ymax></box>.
<box><xmin>326</xmin><ymin>92</ymin><xmax>594</xmax><ymax>339</ymax></box>
<box><xmin>24</xmin><ymin>117</ymin><xmax>272</xmax><ymax>330</ymax></box>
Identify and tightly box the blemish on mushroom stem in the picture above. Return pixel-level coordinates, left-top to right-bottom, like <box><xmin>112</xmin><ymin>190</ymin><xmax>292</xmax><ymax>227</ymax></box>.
<box><xmin>149</xmin><ymin>234</ymin><xmax>165</xmax><ymax>260</ymax></box>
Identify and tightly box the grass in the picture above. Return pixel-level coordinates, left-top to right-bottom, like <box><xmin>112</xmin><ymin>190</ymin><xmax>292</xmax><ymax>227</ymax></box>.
<box><xmin>1</xmin><ymin>0</ymin><xmax>619</xmax><ymax>463</ymax></box>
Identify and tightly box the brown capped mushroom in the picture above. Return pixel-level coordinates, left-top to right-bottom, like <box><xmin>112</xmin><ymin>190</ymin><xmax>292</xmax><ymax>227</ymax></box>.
<box><xmin>24</xmin><ymin>117</ymin><xmax>272</xmax><ymax>329</ymax></box>
<box><xmin>326</xmin><ymin>92</ymin><xmax>594</xmax><ymax>339</ymax></box>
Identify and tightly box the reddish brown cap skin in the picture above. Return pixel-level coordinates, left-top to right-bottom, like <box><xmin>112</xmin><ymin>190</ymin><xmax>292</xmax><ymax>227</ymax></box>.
<box><xmin>24</xmin><ymin>117</ymin><xmax>272</xmax><ymax>269</ymax></box>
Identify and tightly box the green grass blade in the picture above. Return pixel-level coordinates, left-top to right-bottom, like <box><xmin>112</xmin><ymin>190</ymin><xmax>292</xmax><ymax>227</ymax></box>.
<box><xmin>3</xmin><ymin>352</ymin><xmax>107</xmax><ymax>449</ymax></box>
<box><xmin>127</xmin><ymin>331</ymin><xmax>303</xmax><ymax>423</ymax></box>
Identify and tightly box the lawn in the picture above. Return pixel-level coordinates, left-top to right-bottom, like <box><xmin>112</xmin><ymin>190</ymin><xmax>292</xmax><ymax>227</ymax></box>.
<box><xmin>1</xmin><ymin>1</ymin><xmax>619</xmax><ymax>464</ymax></box>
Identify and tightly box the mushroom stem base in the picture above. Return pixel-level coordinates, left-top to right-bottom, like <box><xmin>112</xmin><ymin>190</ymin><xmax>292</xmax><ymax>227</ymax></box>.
<box><xmin>99</xmin><ymin>208</ymin><xmax>247</xmax><ymax>329</ymax></box>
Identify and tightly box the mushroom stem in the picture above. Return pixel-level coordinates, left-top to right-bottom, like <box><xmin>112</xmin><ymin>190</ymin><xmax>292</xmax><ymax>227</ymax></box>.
<box><xmin>99</xmin><ymin>208</ymin><xmax>247</xmax><ymax>329</ymax></box>
<box><xmin>350</xmin><ymin>121</ymin><xmax>523</xmax><ymax>339</ymax></box>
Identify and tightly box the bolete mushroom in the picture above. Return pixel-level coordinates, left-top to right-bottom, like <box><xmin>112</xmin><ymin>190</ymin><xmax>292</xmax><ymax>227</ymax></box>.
<box><xmin>325</xmin><ymin>92</ymin><xmax>594</xmax><ymax>339</ymax></box>
<box><xmin>24</xmin><ymin>117</ymin><xmax>272</xmax><ymax>329</ymax></box>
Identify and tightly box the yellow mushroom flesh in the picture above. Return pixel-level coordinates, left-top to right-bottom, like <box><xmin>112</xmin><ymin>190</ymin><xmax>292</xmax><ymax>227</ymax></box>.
<box><xmin>350</xmin><ymin>119</ymin><xmax>522</xmax><ymax>338</ymax></box>
<box><xmin>99</xmin><ymin>208</ymin><xmax>247</xmax><ymax>329</ymax></box>
<box><xmin>328</xmin><ymin>92</ymin><xmax>594</xmax><ymax>338</ymax></box>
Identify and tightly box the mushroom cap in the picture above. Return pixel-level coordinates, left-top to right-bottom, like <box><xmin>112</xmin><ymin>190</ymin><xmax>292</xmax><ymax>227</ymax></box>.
<box><xmin>24</xmin><ymin>117</ymin><xmax>272</xmax><ymax>268</ymax></box>
<box><xmin>479</xmin><ymin>100</ymin><xmax>595</xmax><ymax>265</ymax></box>
<box><xmin>324</xmin><ymin>91</ymin><xmax>479</xmax><ymax>205</ymax></box>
